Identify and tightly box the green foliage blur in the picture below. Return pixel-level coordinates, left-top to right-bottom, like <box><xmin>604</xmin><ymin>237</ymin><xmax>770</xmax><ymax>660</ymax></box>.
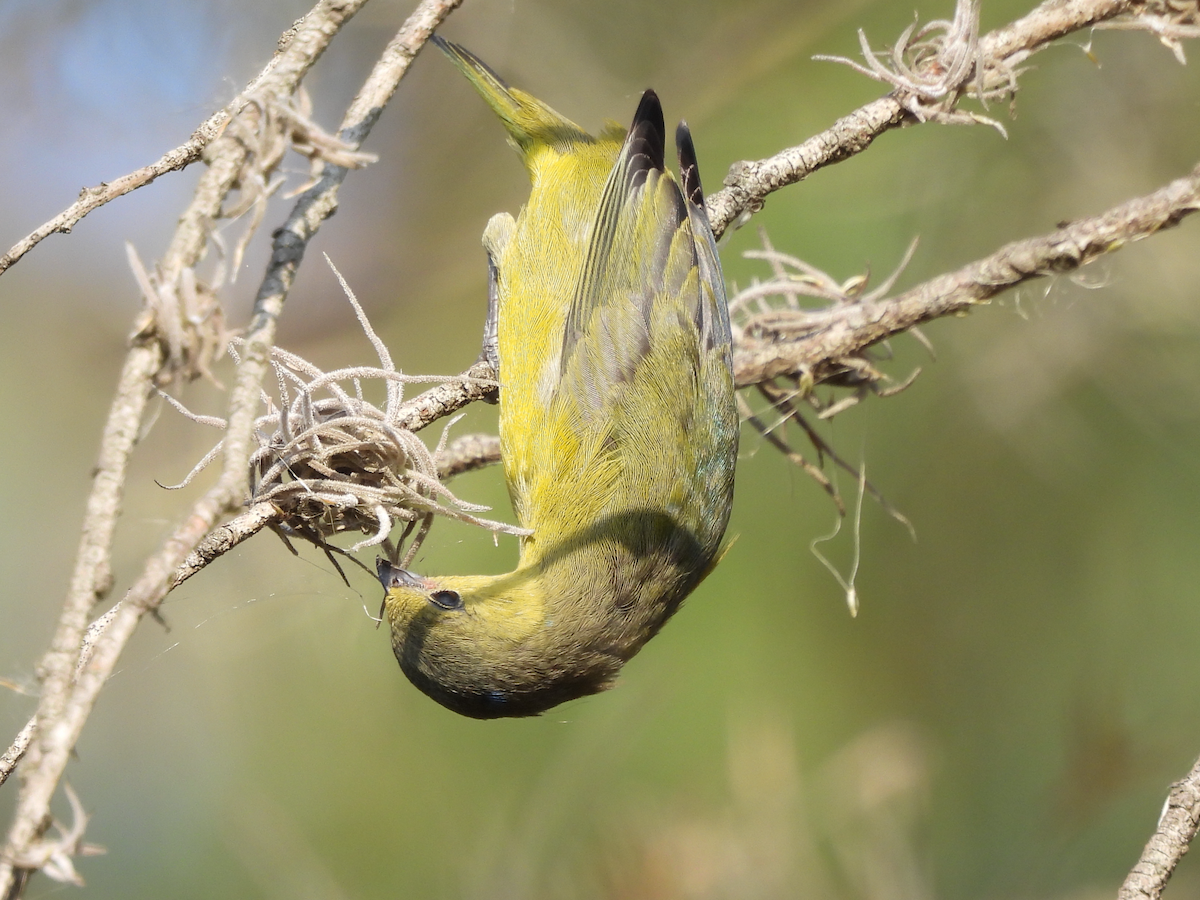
<box><xmin>2</xmin><ymin>0</ymin><xmax>1200</xmax><ymax>897</ymax></box>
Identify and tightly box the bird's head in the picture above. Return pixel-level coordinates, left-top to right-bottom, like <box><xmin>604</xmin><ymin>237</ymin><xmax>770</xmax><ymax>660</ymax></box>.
<box><xmin>377</xmin><ymin>558</ymin><xmax>599</xmax><ymax>718</ymax></box>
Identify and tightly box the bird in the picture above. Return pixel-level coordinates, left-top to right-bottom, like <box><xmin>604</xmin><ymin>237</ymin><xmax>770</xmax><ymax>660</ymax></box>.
<box><xmin>378</xmin><ymin>36</ymin><xmax>738</xmax><ymax>719</ymax></box>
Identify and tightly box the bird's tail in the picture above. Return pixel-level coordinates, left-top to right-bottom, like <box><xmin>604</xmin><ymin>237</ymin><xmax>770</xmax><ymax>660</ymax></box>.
<box><xmin>432</xmin><ymin>35</ymin><xmax>595</xmax><ymax>161</ymax></box>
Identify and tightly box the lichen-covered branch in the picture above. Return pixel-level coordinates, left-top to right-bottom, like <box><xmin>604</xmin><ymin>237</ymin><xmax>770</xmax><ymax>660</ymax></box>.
<box><xmin>0</xmin><ymin>1</ymin><xmax>469</xmax><ymax>894</ymax></box>
<box><xmin>167</xmin><ymin>427</ymin><xmax>504</xmax><ymax>591</ymax></box>
<box><xmin>1119</xmin><ymin>754</ymin><xmax>1200</xmax><ymax>900</ymax></box>
<box><xmin>0</xmin><ymin>1</ymin><xmax>371</xmax><ymax>889</ymax></box>
<box><xmin>170</xmin><ymin>501</ymin><xmax>284</xmax><ymax>591</ymax></box>
<box><xmin>732</xmin><ymin>162</ymin><xmax>1200</xmax><ymax>388</ymax></box>
<box><xmin>436</xmin><ymin>432</ymin><xmax>503</xmax><ymax>480</ymax></box>
<box><xmin>1</xmin><ymin>0</ymin><xmax>1197</xmax><ymax>895</ymax></box>
<box><xmin>706</xmin><ymin>0</ymin><xmax>1173</xmax><ymax>239</ymax></box>
<box><xmin>393</xmin><ymin>361</ymin><xmax>499</xmax><ymax>431</ymax></box>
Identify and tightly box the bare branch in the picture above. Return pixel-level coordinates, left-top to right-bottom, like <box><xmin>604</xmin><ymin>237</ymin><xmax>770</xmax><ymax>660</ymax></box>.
<box><xmin>0</xmin><ymin>721</ymin><xmax>33</xmax><ymax>791</ymax></box>
<box><xmin>706</xmin><ymin>0</ymin><xmax>1178</xmax><ymax>239</ymax></box>
<box><xmin>0</xmin><ymin>0</ymin><xmax>470</xmax><ymax>894</ymax></box>
<box><xmin>170</xmin><ymin>501</ymin><xmax>284</xmax><ymax>590</ymax></box>
<box><xmin>393</xmin><ymin>361</ymin><xmax>500</xmax><ymax>431</ymax></box>
<box><xmin>0</xmin><ymin>4</ymin><xmax>357</xmax><ymax>277</ymax></box>
<box><xmin>0</xmin><ymin>60</ymin><xmax>279</xmax><ymax>274</ymax></box>
<box><xmin>0</xmin><ymin>603</ymin><xmax>122</xmax><ymax>792</ymax></box>
<box><xmin>732</xmin><ymin>162</ymin><xmax>1200</xmax><ymax>388</ymax></box>
<box><xmin>1119</xmin><ymin>754</ymin><xmax>1200</xmax><ymax>900</ymax></box>
<box><xmin>1</xmin><ymin>0</ymin><xmax>1197</xmax><ymax>894</ymax></box>
<box><xmin>1096</xmin><ymin>0</ymin><xmax>1200</xmax><ymax>63</ymax></box>
<box><xmin>436</xmin><ymin>433</ymin><xmax>503</xmax><ymax>480</ymax></box>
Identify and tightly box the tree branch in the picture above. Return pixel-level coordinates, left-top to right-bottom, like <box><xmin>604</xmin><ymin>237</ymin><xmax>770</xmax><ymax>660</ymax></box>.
<box><xmin>706</xmin><ymin>0</ymin><xmax>1151</xmax><ymax>239</ymax></box>
<box><xmin>165</xmin><ymin>369</ymin><xmax>499</xmax><ymax>593</ymax></box>
<box><xmin>1119</xmin><ymin>754</ymin><xmax>1200</xmax><ymax>900</ymax></box>
<box><xmin>0</xmin><ymin>8</ymin><xmax>326</xmax><ymax>276</ymax></box>
<box><xmin>732</xmin><ymin>161</ymin><xmax>1200</xmax><ymax>388</ymax></box>
<box><xmin>435</xmin><ymin>432</ymin><xmax>503</xmax><ymax>480</ymax></box>
<box><xmin>1</xmin><ymin>0</ymin><xmax>1198</xmax><ymax>894</ymax></box>
<box><xmin>2</xmin><ymin>0</ymin><xmax>366</xmax><ymax>829</ymax></box>
<box><xmin>0</xmin><ymin>0</ymin><xmax>469</xmax><ymax>894</ymax></box>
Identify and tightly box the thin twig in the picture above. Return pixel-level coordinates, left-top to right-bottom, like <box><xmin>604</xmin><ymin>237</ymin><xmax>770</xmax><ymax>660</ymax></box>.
<box><xmin>1</xmin><ymin>1</ymin><xmax>467</xmax><ymax>885</ymax></box>
<box><xmin>732</xmin><ymin>161</ymin><xmax>1200</xmax><ymax>388</ymax></box>
<box><xmin>0</xmin><ymin>0</ymin><xmax>396</xmax><ymax>894</ymax></box>
<box><xmin>1</xmin><ymin>0</ymin><xmax>1196</xmax><ymax>894</ymax></box>
<box><xmin>1118</xmin><ymin>754</ymin><xmax>1200</xmax><ymax>900</ymax></box>
<box><xmin>706</xmin><ymin>0</ymin><xmax>1148</xmax><ymax>239</ymax></box>
<box><xmin>0</xmin><ymin>721</ymin><xmax>33</xmax><ymax>791</ymax></box>
<box><xmin>436</xmin><ymin>432</ymin><xmax>503</xmax><ymax>480</ymax></box>
<box><xmin>0</xmin><ymin>32</ymin><xmax>297</xmax><ymax>276</ymax></box>
<box><xmin>393</xmin><ymin>360</ymin><xmax>499</xmax><ymax>431</ymax></box>
<box><xmin>0</xmin><ymin>606</ymin><xmax>122</xmax><ymax>791</ymax></box>
<box><xmin>170</xmin><ymin>501</ymin><xmax>285</xmax><ymax>590</ymax></box>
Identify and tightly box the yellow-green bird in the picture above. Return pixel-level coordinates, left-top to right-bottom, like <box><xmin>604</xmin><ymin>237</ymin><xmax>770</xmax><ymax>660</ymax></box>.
<box><xmin>378</xmin><ymin>37</ymin><xmax>737</xmax><ymax>718</ymax></box>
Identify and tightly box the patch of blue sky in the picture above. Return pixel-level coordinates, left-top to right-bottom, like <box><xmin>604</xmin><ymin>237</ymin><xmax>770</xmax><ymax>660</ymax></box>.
<box><xmin>55</xmin><ymin>2</ymin><xmax>231</xmax><ymax>125</ymax></box>
<box><xmin>0</xmin><ymin>1</ymin><xmax>234</xmax><ymax>222</ymax></box>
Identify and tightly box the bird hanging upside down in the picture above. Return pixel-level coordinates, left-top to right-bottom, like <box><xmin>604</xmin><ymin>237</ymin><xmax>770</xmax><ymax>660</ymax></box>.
<box><xmin>378</xmin><ymin>37</ymin><xmax>738</xmax><ymax>718</ymax></box>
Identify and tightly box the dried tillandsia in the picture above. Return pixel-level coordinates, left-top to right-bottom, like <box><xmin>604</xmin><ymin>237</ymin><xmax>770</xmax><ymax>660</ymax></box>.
<box><xmin>162</xmin><ymin>260</ymin><xmax>524</xmax><ymax>568</ymax></box>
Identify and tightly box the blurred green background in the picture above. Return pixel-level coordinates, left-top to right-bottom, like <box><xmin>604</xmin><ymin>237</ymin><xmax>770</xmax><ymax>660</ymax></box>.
<box><xmin>2</xmin><ymin>0</ymin><xmax>1200</xmax><ymax>897</ymax></box>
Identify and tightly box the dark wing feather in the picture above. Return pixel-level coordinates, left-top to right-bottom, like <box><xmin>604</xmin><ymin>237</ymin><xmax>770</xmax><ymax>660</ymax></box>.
<box><xmin>559</xmin><ymin>91</ymin><xmax>701</xmax><ymax>418</ymax></box>
<box><xmin>560</xmin><ymin>91</ymin><xmax>669</xmax><ymax>376</ymax></box>
<box><xmin>676</xmin><ymin>121</ymin><xmax>732</xmax><ymax>359</ymax></box>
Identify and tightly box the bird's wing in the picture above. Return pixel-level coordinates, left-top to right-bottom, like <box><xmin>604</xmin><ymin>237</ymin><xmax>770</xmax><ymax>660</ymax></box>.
<box><xmin>674</xmin><ymin>120</ymin><xmax>733</xmax><ymax>364</ymax></box>
<box><xmin>556</xmin><ymin>91</ymin><xmax>730</xmax><ymax>423</ymax></box>
<box><xmin>516</xmin><ymin>93</ymin><xmax>736</xmax><ymax>562</ymax></box>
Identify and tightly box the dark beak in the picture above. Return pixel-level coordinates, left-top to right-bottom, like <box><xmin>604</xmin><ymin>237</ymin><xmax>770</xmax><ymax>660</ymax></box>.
<box><xmin>376</xmin><ymin>558</ymin><xmax>425</xmax><ymax>590</ymax></box>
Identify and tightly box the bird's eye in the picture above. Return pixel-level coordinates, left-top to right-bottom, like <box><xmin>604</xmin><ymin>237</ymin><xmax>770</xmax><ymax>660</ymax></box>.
<box><xmin>429</xmin><ymin>589</ymin><xmax>464</xmax><ymax>611</ymax></box>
